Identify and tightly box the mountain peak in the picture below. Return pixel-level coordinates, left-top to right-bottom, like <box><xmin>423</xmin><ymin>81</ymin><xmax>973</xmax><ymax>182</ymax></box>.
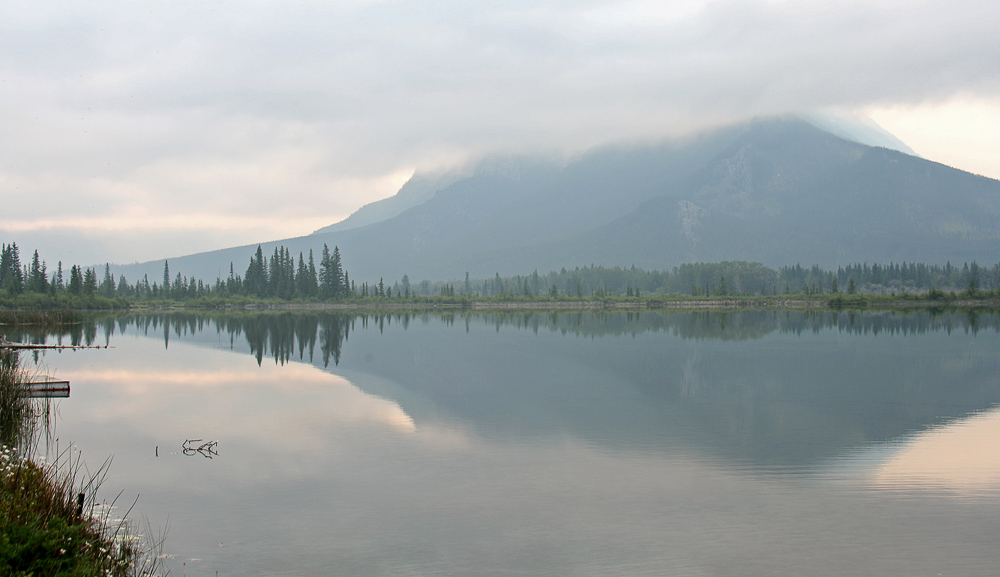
<box><xmin>117</xmin><ymin>116</ymin><xmax>998</xmax><ymax>284</ymax></box>
<box><xmin>800</xmin><ymin>111</ymin><xmax>917</xmax><ymax>156</ymax></box>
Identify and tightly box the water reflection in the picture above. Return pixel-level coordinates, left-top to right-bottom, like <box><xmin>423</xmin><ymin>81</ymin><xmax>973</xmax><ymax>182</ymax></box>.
<box><xmin>59</xmin><ymin>341</ymin><xmax>423</xmax><ymax>478</ymax></box>
<box><xmin>870</xmin><ymin>406</ymin><xmax>1000</xmax><ymax>495</ymax></box>
<box><xmin>24</xmin><ymin>309</ymin><xmax>1000</xmax><ymax>473</ymax></box>
<box><xmin>19</xmin><ymin>309</ymin><xmax>1000</xmax><ymax>575</ymax></box>
<box><xmin>11</xmin><ymin>309</ymin><xmax>999</xmax><ymax>363</ymax></box>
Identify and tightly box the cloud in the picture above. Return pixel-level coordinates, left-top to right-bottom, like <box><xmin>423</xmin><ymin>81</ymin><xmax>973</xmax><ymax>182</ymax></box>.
<box><xmin>1</xmin><ymin>0</ymin><xmax>998</xmax><ymax>264</ymax></box>
<box><xmin>866</xmin><ymin>96</ymin><xmax>1000</xmax><ymax>180</ymax></box>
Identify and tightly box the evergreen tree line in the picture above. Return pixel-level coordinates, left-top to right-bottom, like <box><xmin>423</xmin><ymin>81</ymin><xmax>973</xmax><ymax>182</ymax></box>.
<box><xmin>428</xmin><ymin>260</ymin><xmax>1000</xmax><ymax>298</ymax></box>
<box><xmin>0</xmin><ymin>242</ymin><xmax>394</xmax><ymax>301</ymax></box>
<box><xmin>776</xmin><ymin>261</ymin><xmax>999</xmax><ymax>296</ymax></box>
<box><xmin>2</xmin><ymin>240</ymin><xmax>999</xmax><ymax>302</ymax></box>
<box><xmin>1</xmin><ymin>243</ymin><xmax>110</xmax><ymax>298</ymax></box>
<box><xmin>136</xmin><ymin>243</ymin><xmax>362</xmax><ymax>300</ymax></box>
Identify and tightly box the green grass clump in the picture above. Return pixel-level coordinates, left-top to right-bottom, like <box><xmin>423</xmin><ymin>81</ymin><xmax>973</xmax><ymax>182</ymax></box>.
<box><xmin>0</xmin><ymin>448</ymin><xmax>128</xmax><ymax>576</ymax></box>
<box><xmin>0</xmin><ymin>310</ymin><xmax>84</xmax><ymax>327</ymax></box>
<box><xmin>0</xmin><ymin>293</ymin><xmax>130</xmax><ymax>312</ymax></box>
<box><xmin>0</xmin><ymin>447</ymin><xmax>165</xmax><ymax>577</ymax></box>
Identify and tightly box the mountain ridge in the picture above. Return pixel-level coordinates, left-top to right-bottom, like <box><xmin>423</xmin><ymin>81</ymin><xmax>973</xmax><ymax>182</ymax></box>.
<box><xmin>113</xmin><ymin>116</ymin><xmax>1000</xmax><ymax>284</ymax></box>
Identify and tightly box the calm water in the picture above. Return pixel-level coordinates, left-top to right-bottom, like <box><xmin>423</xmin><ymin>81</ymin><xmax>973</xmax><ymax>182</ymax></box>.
<box><xmin>16</xmin><ymin>310</ymin><xmax>1000</xmax><ymax>576</ymax></box>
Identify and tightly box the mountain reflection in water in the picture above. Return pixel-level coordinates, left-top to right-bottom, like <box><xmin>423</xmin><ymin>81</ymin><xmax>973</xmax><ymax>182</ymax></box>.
<box><xmin>19</xmin><ymin>309</ymin><xmax>1000</xmax><ymax>576</ymax></box>
<box><xmin>21</xmin><ymin>309</ymin><xmax>1000</xmax><ymax>471</ymax></box>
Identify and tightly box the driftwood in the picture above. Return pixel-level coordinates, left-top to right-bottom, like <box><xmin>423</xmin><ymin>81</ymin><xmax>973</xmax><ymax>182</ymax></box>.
<box><xmin>0</xmin><ymin>338</ymin><xmax>79</xmax><ymax>398</ymax></box>
<box><xmin>25</xmin><ymin>380</ymin><xmax>70</xmax><ymax>398</ymax></box>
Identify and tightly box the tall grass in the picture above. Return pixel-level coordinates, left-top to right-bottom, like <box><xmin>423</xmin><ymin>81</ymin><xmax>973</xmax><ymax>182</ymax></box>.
<box><xmin>0</xmin><ymin>351</ymin><xmax>36</xmax><ymax>451</ymax></box>
<box><xmin>0</xmin><ymin>350</ymin><xmax>166</xmax><ymax>576</ymax></box>
<box><xmin>0</xmin><ymin>309</ymin><xmax>84</xmax><ymax>328</ymax></box>
<box><xmin>0</xmin><ymin>445</ymin><xmax>167</xmax><ymax>576</ymax></box>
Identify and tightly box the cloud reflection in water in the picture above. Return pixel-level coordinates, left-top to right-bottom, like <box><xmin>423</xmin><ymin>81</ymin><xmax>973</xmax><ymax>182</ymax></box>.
<box><xmin>871</xmin><ymin>406</ymin><xmax>1000</xmax><ymax>495</ymax></box>
<box><xmin>45</xmin><ymin>338</ymin><xmax>479</xmax><ymax>490</ymax></box>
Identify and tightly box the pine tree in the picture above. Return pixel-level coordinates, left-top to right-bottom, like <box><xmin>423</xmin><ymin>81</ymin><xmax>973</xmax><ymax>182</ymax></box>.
<box><xmin>319</xmin><ymin>244</ymin><xmax>331</xmax><ymax>298</ymax></box>
<box><xmin>268</xmin><ymin>247</ymin><xmax>281</xmax><ymax>297</ymax></box>
<box><xmin>83</xmin><ymin>268</ymin><xmax>98</xmax><ymax>295</ymax></box>
<box><xmin>101</xmin><ymin>263</ymin><xmax>114</xmax><ymax>297</ymax></box>
<box><xmin>28</xmin><ymin>250</ymin><xmax>48</xmax><ymax>293</ymax></box>
<box><xmin>227</xmin><ymin>263</ymin><xmax>238</xmax><ymax>294</ymax></box>
<box><xmin>330</xmin><ymin>246</ymin><xmax>344</xmax><ymax>298</ymax></box>
<box><xmin>0</xmin><ymin>243</ymin><xmax>24</xmax><ymax>294</ymax></box>
<box><xmin>307</xmin><ymin>249</ymin><xmax>318</xmax><ymax>297</ymax></box>
<box><xmin>296</xmin><ymin>252</ymin><xmax>309</xmax><ymax>297</ymax></box>
<box><xmin>245</xmin><ymin>246</ymin><xmax>267</xmax><ymax>297</ymax></box>
<box><xmin>281</xmin><ymin>247</ymin><xmax>294</xmax><ymax>299</ymax></box>
<box><xmin>715</xmin><ymin>275</ymin><xmax>727</xmax><ymax>296</ymax></box>
<box><xmin>68</xmin><ymin>265</ymin><xmax>83</xmax><ymax>295</ymax></box>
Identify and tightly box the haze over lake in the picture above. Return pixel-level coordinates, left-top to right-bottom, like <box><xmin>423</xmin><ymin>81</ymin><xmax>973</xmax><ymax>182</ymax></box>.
<box><xmin>5</xmin><ymin>2</ymin><xmax>1000</xmax><ymax>574</ymax></box>
<box><xmin>16</xmin><ymin>310</ymin><xmax>1000</xmax><ymax>576</ymax></box>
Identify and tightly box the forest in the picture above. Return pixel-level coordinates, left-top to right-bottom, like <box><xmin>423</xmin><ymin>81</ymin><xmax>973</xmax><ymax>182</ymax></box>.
<box><xmin>1</xmin><ymin>241</ymin><xmax>999</xmax><ymax>306</ymax></box>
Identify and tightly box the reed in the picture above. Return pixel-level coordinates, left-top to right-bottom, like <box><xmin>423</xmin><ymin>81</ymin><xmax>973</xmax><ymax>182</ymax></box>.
<box><xmin>0</xmin><ymin>350</ymin><xmax>166</xmax><ymax>576</ymax></box>
<box><xmin>0</xmin><ymin>351</ymin><xmax>35</xmax><ymax>450</ymax></box>
<box><xmin>0</xmin><ymin>309</ymin><xmax>84</xmax><ymax>327</ymax></box>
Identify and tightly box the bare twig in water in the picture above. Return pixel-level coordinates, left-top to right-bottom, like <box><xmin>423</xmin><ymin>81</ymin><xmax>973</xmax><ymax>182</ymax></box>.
<box><xmin>181</xmin><ymin>439</ymin><xmax>218</xmax><ymax>459</ymax></box>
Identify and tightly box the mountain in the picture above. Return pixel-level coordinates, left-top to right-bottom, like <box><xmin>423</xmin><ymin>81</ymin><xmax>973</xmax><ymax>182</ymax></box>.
<box><xmin>504</xmin><ymin>119</ymin><xmax>1000</xmax><ymax>272</ymax></box>
<box><xmin>312</xmin><ymin>170</ymin><xmax>461</xmax><ymax>234</ymax></box>
<box><xmin>116</xmin><ymin>116</ymin><xmax>1000</xmax><ymax>284</ymax></box>
<box><xmin>800</xmin><ymin>112</ymin><xmax>918</xmax><ymax>156</ymax></box>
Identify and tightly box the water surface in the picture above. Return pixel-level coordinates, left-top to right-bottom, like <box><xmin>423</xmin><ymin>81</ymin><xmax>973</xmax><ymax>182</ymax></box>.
<box><xmin>20</xmin><ymin>310</ymin><xmax>1000</xmax><ymax>576</ymax></box>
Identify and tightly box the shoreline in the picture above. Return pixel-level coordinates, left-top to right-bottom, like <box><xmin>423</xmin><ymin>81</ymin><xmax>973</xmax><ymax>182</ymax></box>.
<box><xmin>4</xmin><ymin>296</ymin><xmax>997</xmax><ymax>316</ymax></box>
<box><xmin>199</xmin><ymin>297</ymin><xmax>1000</xmax><ymax>312</ymax></box>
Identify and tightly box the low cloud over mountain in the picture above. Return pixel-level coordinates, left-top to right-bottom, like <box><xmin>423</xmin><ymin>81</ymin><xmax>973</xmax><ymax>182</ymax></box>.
<box><xmin>116</xmin><ymin>117</ymin><xmax>1000</xmax><ymax>284</ymax></box>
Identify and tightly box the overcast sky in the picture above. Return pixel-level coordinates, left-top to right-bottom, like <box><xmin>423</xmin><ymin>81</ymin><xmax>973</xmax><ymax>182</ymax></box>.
<box><xmin>2</xmin><ymin>0</ymin><xmax>999</xmax><ymax>266</ymax></box>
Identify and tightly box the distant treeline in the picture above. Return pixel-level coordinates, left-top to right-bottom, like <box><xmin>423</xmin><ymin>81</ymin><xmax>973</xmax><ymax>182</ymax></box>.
<box><xmin>2</xmin><ymin>241</ymin><xmax>999</xmax><ymax>304</ymax></box>
<box><xmin>464</xmin><ymin>260</ymin><xmax>1000</xmax><ymax>298</ymax></box>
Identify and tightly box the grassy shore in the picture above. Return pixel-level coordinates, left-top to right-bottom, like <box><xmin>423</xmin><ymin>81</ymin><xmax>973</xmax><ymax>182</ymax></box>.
<box><xmin>0</xmin><ymin>290</ymin><xmax>998</xmax><ymax>318</ymax></box>
<box><xmin>0</xmin><ymin>309</ymin><xmax>87</xmax><ymax>327</ymax></box>
<box><xmin>0</xmin><ymin>448</ymin><xmax>162</xmax><ymax>577</ymax></box>
<box><xmin>2</xmin><ymin>284</ymin><xmax>999</xmax><ymax>313</ymax></box>
<box><xmin>147</xmin><ymin>292</ymin><xmax>1000</xmax><ymax>312</ymax></box>
<box><xmin>0</xmin><ymin>351</ymin><xmax>163</xmax><ymax>576</ymax></box>
<box><xmin>0</xmin><ymin>294</ymin><xmax>129</xmax><ymax>312</ymax></box>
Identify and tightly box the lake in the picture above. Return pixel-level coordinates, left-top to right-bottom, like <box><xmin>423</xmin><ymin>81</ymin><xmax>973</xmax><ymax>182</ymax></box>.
<box><xmin>17</xmin><ymin>309</ymin><xmax>1000</xmax><ymax>576</ymax></box>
